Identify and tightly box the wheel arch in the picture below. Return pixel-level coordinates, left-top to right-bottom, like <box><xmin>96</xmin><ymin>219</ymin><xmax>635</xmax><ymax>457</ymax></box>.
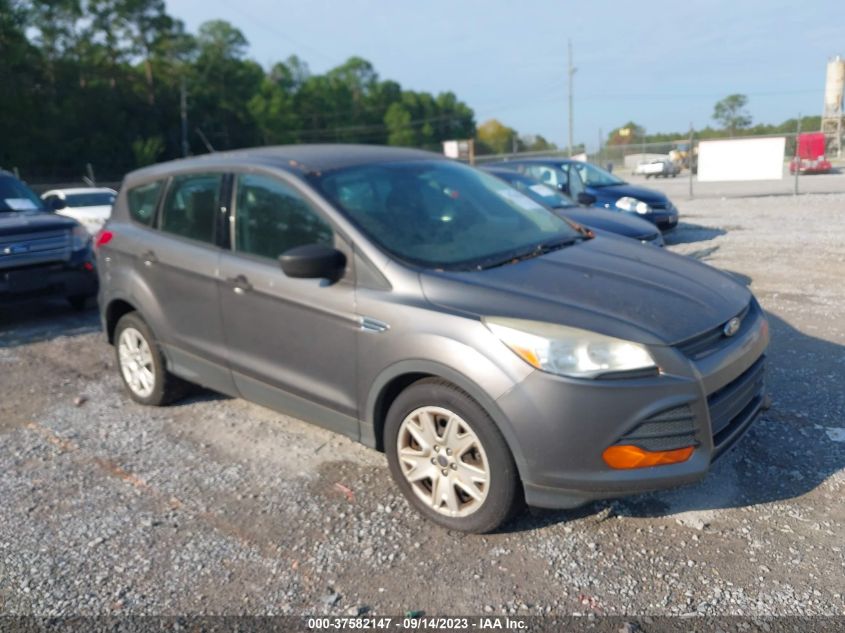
<box><xmin>105</xmin><ymin>298</ymin><xmax>137</xmax><ymax>344</ymax></box>
<box><xmin>362</xmin><ymin>360</ymin><xmax>530</xmax><ymax>482</ymax></box>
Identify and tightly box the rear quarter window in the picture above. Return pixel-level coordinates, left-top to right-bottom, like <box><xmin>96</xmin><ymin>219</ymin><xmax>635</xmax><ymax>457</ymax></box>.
<box><xmin>126</xmin><ymin>181</ymin><xmax>163</xmax><ymax>226</ymax></box>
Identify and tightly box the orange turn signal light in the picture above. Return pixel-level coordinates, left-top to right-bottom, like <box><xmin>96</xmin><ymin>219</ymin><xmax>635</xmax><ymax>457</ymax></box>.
<box><xmin>602</xmin><ymin>444</ymin><xmax>694</xmax><ymax>469</ymax></box>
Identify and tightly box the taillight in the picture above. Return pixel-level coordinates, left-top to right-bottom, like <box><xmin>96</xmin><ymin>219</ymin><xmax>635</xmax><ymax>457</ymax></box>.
<box><xmin>95</xmin><ymin>230</ymin><xmax>113</xmax><ymax>249</ymax></box>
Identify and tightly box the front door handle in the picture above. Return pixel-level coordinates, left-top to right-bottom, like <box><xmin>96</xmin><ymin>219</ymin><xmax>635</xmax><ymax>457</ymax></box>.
<box><xmin>226</xmin><ymin>274</ymin><xmax>252</xmax><ymax>295</ymax></box>
<box><xmin>141</xmin><ymin>250</ymin><xmax>157</xmax><ymax>267</ymax></box>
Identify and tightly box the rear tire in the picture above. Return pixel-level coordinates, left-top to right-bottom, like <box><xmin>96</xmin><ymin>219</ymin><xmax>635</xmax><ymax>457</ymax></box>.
<box><xmin>114</xmin><ymin>312</ymin><xmax>187</xmax><ymax>406</ymax></box>
<box><xmin>384</xmin><ymin>378</ymin><xmax>523</xmax><ymax>533</ymax></box>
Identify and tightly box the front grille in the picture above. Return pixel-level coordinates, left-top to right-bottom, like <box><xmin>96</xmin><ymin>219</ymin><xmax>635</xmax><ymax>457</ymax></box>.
<box><xmin>0</xmin><ymin>229</ymin><xmax>71</xmax><ymax>270</ymax></box>
<box><xmin>614</xmin><ymin>404</ymin><xmax>697</xmax><ymax>451</ymax></box>
<box><xmin>708</xmin><ymin>355</ymin><xmax>766</xmax><ymax>458</ymax></box>
<box><xmin>678</xmin><ymin>302</ymin><xmax>752</xmax><ymax>360</ymax></box>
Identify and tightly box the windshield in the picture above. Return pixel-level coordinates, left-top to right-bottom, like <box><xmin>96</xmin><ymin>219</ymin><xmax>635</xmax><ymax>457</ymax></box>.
<box><xmin>310</xmin><ymin>160</ymin><xmax>580</xmax><ymax>270</ymax></box>
<box><xmin>0</xmin><ymin>176</ymin><xmax>45</xmax><ymax>212</ymax></box>
<box><xmin>567</xmin><ymin>162</ymin><xmax>625</xmax><ymax>187</ymax></box>
<box><xmin>64</xmin><ymin>191</ymin><xmax>116</xmax><ymax>207</ymax></box>
<box><xmin>493</xmin><ymin>172</ymin><xmax>576</xmax><ymax>209</ymax></box>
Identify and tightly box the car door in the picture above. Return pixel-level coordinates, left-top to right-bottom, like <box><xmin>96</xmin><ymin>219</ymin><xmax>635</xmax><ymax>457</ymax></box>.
<box><xmin>218</xmin><ymin>171</ymin><xmax>358</xmax><ymax>438</ymax></box>
<box><xmin>565</xmin><ymin>163</ymin><xmax>588</xmax><ymax>202</ymax></box>
<box><xmin>140</xmin><ymin>171</ymin><xmax>235</xmax><ymax>395</ymax></box>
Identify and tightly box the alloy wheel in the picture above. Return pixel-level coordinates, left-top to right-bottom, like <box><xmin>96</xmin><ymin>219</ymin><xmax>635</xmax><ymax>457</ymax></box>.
<box><xmin>117</xmin><ymin>327</ymin><xmax>156</xmax><ymax>398</ymax></box>
<box><xmin>396</xmin><ymin>406</ymin><xmax>490</xmax><ymax>517</ymax></box>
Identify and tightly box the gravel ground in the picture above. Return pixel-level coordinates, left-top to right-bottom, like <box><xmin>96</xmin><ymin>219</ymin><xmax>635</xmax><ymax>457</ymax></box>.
<box><xmin>1</xmin><ymin>192</ymin><xmax>843</xmax><ymax>617</ymax></box>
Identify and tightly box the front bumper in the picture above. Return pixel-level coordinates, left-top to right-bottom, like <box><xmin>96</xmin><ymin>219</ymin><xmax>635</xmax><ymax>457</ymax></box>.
<box><xmin>0</xmin><ymin>252</ymin><xmax>98</xmax><ymax>301</ymax></box>
<box><xmin>650</xmin><ymin>209</ymin><xmax>679</xmax><ymax>231</ymax></box>
<box><xmin>497</xmin><ymin>303</ymin><xmax>769</xmax><ymax>509</ymax></box>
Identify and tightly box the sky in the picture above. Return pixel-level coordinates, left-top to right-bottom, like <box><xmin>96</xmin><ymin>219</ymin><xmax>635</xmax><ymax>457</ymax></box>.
<box><xmin>170</xmin><ymin>0</ymin><xmax>843</xmax><ymax>150</ymax></box>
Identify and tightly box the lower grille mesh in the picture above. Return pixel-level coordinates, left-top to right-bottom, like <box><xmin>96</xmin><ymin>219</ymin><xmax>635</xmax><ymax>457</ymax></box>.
<box><xmin>615</xmin><ymin>404</ymin><xmax>697</xmax><ymax>451</ymax></box>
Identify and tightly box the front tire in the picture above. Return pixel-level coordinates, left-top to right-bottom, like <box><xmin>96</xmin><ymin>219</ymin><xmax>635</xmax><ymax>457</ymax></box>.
<box><xmin>385</xmin><ymin>378</ymin><xmax>522</xmax><ymax>533</ymax></box>
<box><xmin>114</xmin><ymin>312</ymin><xmax>186</xmax><ymax>406</ymax></box>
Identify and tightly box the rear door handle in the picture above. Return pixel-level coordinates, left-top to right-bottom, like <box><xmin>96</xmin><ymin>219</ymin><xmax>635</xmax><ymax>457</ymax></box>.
<box><xmin>226</xmin><ymin>274</ymin><xmax>252</xmax><ymax>294</ymax></box>
<box><xmin>141</xmin><ymin>250</ymin><xmax>157</xmax><ymax>267</ymax></box>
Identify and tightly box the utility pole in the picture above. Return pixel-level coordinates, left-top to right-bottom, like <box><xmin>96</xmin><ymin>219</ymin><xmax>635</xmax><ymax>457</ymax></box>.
<box><xmin>567</xmin><ymin>39</ymin><xmax>576</xmax><ymax>157</ymax></box>
<box><xmin>180</xmin><ymin>76</ymin><xmax>189</xmax><ymax>158</ymax></box>
<box><xmin>597</xmin><ymin>128</ymin><xmax>602</xmax><ymax>165</ymax></box>
<box><xmin>688</xmin><ymin>123</ymin><xmax>694</xmax><ymax>199</ymax></box>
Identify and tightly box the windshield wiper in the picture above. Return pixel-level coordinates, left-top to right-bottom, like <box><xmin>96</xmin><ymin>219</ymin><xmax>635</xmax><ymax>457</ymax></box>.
<box><xmin>475</xmin><ymin>236</ymin><xmax>581</xmax><ymax>270</ymax></box>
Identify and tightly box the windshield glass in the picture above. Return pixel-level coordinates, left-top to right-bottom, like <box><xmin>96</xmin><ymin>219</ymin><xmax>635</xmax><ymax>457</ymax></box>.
<box><xmin>310</xmin><ymin>160</ymin><xmax>580</xmax><ymax>270</ymax></box>
<box><xmin>493</xmin><ymin>172</ymin><xmax>576</xmax><ymax>209</ymax></box>
<box><xmin>64</xmin><ymin>191</ymin><xmax>116</xmax><ymax>207</ymax></box>
<box><xmin>0</xmin><ymin>176</ymin><xmax>45</xmax><ymax>213</ymax></box>
<box><xmin>567</xmin><ymin>162</ymin><xmax>625</xmax><ymax>187</ymax></box>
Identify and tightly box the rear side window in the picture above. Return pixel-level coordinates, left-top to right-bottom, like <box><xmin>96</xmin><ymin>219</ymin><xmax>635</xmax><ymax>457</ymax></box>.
<box><xmin>126</xmin><ymin>181</ymin><xmax>163</xmax><ymax>226</ymax></box>
<box><xmin>523</xmin><ymin>165</ymin><xmax>567</xmax><ymax>188</ymax></box>
<box><xmin>159</xmin><ymin>173</ymin><xmax>223</xmax><ymax>245</ymax></box>
<box><xmin>234</xmin><ymin>174</ymin><xmax>333</xmax><ymax>260</ymax></box>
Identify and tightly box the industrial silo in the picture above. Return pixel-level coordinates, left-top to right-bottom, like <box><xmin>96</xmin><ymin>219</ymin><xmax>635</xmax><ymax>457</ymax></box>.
<box><xmin>822</xmin><ymin>56</ymin><xmax>845</xmax><ymax>156</ymax></box>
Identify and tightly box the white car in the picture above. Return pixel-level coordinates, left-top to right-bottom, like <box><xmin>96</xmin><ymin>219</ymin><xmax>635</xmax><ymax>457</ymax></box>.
<box><xmin>41</xmin><ymin>187</ymin><xmax>117</xmax><ymax>233</ymax></box>
<box><xmin>634</xmin><ymin>159</ymin><xmax>680</xmax><ymax>179</ymax></box>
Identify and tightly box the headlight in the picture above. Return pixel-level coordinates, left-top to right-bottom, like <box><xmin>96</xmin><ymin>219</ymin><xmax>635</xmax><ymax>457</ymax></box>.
<box><xmin>71</xmin><ymin>225</ymin><xmax>91</xmax><ymax>251</ymax></box>
<box><xmin>615</xmin><ymin>197</ymin><xmax>651</xmax><ymax>215</ymax></box>
<box><xmin>484</xmin><ymin>317</ymin><xmax>656</xmax><ymax>379</ymax></box>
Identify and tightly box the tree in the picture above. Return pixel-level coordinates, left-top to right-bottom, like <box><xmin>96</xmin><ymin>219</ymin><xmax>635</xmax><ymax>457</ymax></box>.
<box><xmin>476</xmin><ymin>119</ymin><xmax>518</xmax><ymax>155</ymax></box>
<box><xmin>521</xmin><ymin>134</ymin><xmax>556</xmax><ymax>152</ymax></box>
<box><xmin>607</xmin><ymin>122</ymin><xmax>645</xmax><ymax>146</ymax></box>
<box><xmin>384</xmin><ymin>102</ymin><xmax>416</xmax><ymax>147</ymax></box>
<box><xmin>2</xmin><ymin>7</ymin><xmax>479</xmax><ymax>176</ymax></box>
<box><xmin>713</xmin><ymin>94</ymin><xmax>752</xmax><ymax>136</ymax></box>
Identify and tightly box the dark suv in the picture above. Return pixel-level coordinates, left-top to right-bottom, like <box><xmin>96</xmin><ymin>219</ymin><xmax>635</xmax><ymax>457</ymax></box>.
<box><xmin>98</xmin><ymin>146</ymin><xmax>767</xmax><ymax>533</ymax></box>
<box><xmin>0</xmin><ymin>170</ymin><xmax>98</xmax><ymax>308</ymax></box>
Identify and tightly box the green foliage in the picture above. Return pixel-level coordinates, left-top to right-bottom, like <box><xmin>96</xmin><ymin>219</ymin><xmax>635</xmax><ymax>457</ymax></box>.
<box><xmin>476</xmin><ymin>119</ymin><xmax>519</xmax><ymax>155</ymax></box>
<box><xmin>2</xmin><ymin>5</ymin><xmax>478</xmax><ymax>178</ymax></box>
<box><xmin>131</xmin><ymin>135</ymin><xmax>164</xmax><ymax>166</ymax></box>
<box><xmin>712</xmin><ymin>94</ymin><xmax>752</xmax><ymax>135</ymax></box>
<box><xmin>606</xmin><ymin>122</ymin><xmax>646</xmax><ymax>146</ymax></box>
<box><xmin>605</xmin><ymin>115</ymin><xmax>822</xmax><ymax>148</ymax></box>
<box><xmin>521</xmin><ymin>134</ymin><xmax>557</xmax><ymax>152</ymax></box>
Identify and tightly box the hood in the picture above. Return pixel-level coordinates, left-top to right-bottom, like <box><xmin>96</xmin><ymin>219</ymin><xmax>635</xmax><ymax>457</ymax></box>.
<box><xmin>589</xmin><ymin>183</ymin><xmax>669</xmax><ymax>205</ymax></box>
<box><xmin>557</xmin><ymin>207</ymin><xmax>657</xmax><ymax>238</ymax></box>
<box><xmin>0</xmin><ymin>210</ymin><xmax>78</xmax><ymax>236</ymax></box>
<box><xmin>420</xmin><ymin>234</ymin><xmax>750</xmax><ymax>346</ymax></box>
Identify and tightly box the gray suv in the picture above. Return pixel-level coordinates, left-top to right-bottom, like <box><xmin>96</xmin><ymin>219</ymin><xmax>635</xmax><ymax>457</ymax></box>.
<box><xmin>98</xmin><ymin>145</ymin><xmax>768</xmax><ymax>533</ymax></box>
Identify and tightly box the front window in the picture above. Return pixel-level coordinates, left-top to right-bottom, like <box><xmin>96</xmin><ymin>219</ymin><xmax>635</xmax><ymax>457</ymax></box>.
<box><xmin>309</xmin><ymin>160</ymin><xmax>580</xmax><ymax>270</ymax></box>
<box><xmin>234</xmin><ymin>173</ymin><xmax>333</xmax><ymax>260</ymax></box>
<box><xmin>567</xmin><ymin>162</ymin><xmax>625</xmax><ymax>187</ymax></box>
<box><xmin>0</xmin><ymin>176</ymin><xmax>45</xmax><ymax>212</ymax></box>
<box><xmin>64</xmin><ymin>191</ymin><xmax>116</xmax><ymax>207</ymax></box>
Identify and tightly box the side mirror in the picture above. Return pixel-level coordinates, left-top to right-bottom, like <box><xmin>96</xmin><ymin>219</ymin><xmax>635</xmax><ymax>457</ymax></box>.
<box><xmin>577</xmin><ymin>192</ymin><xmax>597</xmax><ymax>206</ymax></box>
<box><xmin>279</xmin><ymin>244</ymin><xmax>346</xmax><ymax>280</ymax></box>
<box><xmin>49</xmin><ymin>197</ymin><xmax>67</xmax><ymax>211</ymax></box>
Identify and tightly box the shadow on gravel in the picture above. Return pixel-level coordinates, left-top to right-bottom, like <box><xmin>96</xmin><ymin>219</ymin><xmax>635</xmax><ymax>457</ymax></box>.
<box><xmin>506</xmin><ymin>309</ymin><xmax>845</xmax><ymax>532</ymax></box>
<box><xmin>664</xmin><ymin>222</ymin><xmax>727</xmax><ymax>246</ymax></box>
<box><xmin>174</xmin><ymin>387</ymin><xmax>233</xmax><ymax>406</ymax></box>
<box><xmin>0</xmin><ymin>298</ymin><xmax>100</xmax><ymax>348</ymax></box>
